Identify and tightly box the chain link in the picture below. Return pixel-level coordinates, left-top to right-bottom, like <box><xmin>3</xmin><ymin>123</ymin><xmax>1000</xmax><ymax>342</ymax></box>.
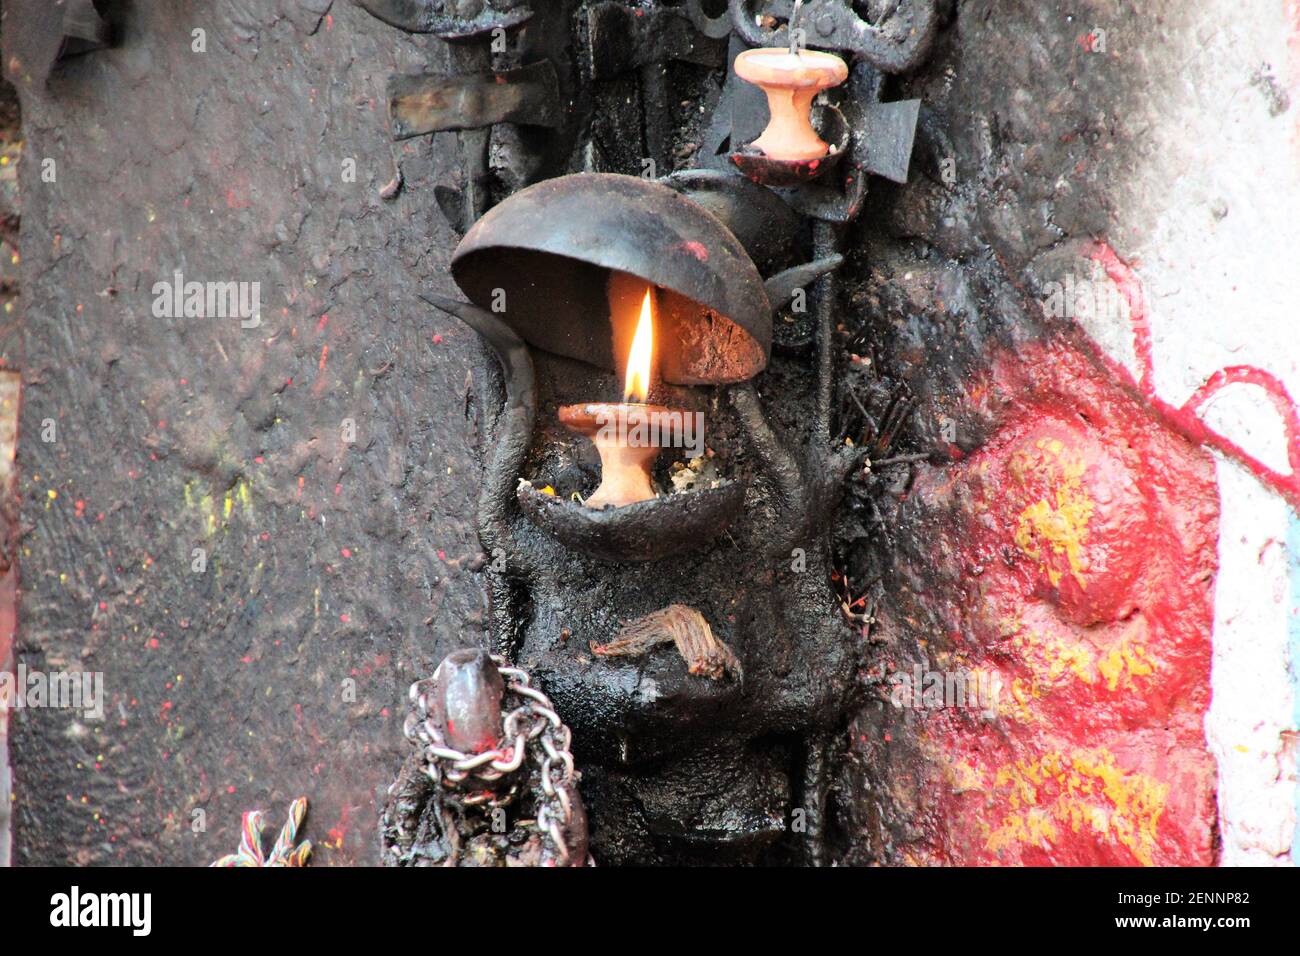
<box><xmin>403</xmin><ymin>654</ymin><xmax>585</xmax><ymax>864</ymax></box>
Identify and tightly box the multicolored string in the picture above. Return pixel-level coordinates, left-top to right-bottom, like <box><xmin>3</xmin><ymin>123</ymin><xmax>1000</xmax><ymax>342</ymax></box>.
<box><xmin>210</xmin><ymin>797</ymin><xmax>313</xmax><ymax>867</ymax></box>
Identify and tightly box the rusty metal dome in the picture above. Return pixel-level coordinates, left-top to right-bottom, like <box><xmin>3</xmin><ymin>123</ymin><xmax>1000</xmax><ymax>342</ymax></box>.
<box><xmin>450</xmin><ymin>173</ymin><xmax>772</xmax><ymax>384</ymax></box>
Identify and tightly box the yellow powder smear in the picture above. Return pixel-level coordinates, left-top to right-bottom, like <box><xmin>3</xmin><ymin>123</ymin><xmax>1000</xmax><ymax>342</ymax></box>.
<box><xmin>1009</xmin><ymin>616</ymin><xmax>1155</xmax><ymax>706</ymax></box>
<box><xmin>1010</xmin><ymin>437</ymin><xmax>1094</xmax><ymax>589</ymax></box>
<box><xmin>984</xmin><ymin>748</ymin><xmax>1168</xmax><ymax>866</ymax></box>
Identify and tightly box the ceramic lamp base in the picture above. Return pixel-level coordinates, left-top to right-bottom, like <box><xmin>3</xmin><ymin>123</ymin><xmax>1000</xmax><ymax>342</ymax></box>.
<box><xmin>734</xmin><ymin>48</ymin><xmax>849</xmax><ymax>163</ymax></box>
<box><xmin>559</xmin><ymin>402</ymin><xmax>672</xmax><ymax>509</ymax></box>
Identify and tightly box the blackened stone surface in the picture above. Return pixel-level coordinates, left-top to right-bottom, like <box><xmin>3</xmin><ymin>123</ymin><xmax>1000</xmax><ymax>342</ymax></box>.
<box><xmin>10</xmin><ymin>1</ymin><xmax>491</xmax><ymax>865</ymax></box>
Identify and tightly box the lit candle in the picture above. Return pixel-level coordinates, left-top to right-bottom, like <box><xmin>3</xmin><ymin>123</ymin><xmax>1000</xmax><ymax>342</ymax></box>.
<box><xmin>733</xmin><ymin>46</ymin><xmax>848</xmax><ymax>162</ymax></box>
<box><xmin>559</xmin><ymin>276</ymin><xmax>676</xmax><ymax>510</ymax></box>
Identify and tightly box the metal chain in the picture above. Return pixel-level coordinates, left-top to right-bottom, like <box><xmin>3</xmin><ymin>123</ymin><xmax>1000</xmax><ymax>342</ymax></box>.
<box><xmin>402</xmin><ymin>655</ymin><xmax>585</xmax><ymax>865</ymax></box>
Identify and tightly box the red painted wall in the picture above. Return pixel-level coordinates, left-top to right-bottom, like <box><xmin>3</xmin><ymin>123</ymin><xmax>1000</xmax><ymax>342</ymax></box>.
<box><xmin>866</xmin><ymin>337</ymin><xmax>1219</xmax><ymax>865</ymax></box>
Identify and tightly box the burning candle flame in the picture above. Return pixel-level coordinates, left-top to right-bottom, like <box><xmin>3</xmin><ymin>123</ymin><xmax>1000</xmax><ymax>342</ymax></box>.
<box><xmin>623</xmin><ymin>288</ymin><xmax>654</xmax><ymax>402</ymax></box>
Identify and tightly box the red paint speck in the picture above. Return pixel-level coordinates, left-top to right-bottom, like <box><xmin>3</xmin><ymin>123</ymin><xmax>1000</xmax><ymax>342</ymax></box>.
<box><xmin>676</xmin><ymin>240</ymin><xmax>709</xmax><ymax>262</ymax></box>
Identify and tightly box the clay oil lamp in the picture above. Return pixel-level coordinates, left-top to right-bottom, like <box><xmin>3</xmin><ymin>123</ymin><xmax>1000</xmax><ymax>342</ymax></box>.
<box><xmin>558</xmin><ymin>275</ymin><xmax>676</xmax><ymax>510</ymax></box>
<box><xmin>730</xmin><ymin>5</ymin><xmax>850</xmax><ymax>187</ymax></box>
<box><xmin>433</xmin><ymin>172</ymin><xmax>779</xmax><ymax>562</ymax></box>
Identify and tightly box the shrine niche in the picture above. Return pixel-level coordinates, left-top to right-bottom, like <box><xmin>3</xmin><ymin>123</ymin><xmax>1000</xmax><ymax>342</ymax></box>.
<box><xmin>7</xmin><ymin>0</ymin><xmax>1300</xmax><ymax>877</ymax></box>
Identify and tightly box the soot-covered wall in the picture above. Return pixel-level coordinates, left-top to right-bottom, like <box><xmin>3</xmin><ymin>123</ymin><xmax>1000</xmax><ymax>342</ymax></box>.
<box><xmin>9</xmin><ymin>0</ymin><xmax>1252</xmax><ymax>865</ymax></box>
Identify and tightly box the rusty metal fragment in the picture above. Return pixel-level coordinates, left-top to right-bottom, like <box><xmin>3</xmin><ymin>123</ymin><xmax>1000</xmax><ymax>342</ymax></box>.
<box><xmin>388</xmin><ymin>60</ymin><xmax>562</xmax><ymax>139</ymax></box>
<box><xmin>861</xmin><ymin>97</ymin><xmax>922</xmax><ymax>185</ymax></box>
